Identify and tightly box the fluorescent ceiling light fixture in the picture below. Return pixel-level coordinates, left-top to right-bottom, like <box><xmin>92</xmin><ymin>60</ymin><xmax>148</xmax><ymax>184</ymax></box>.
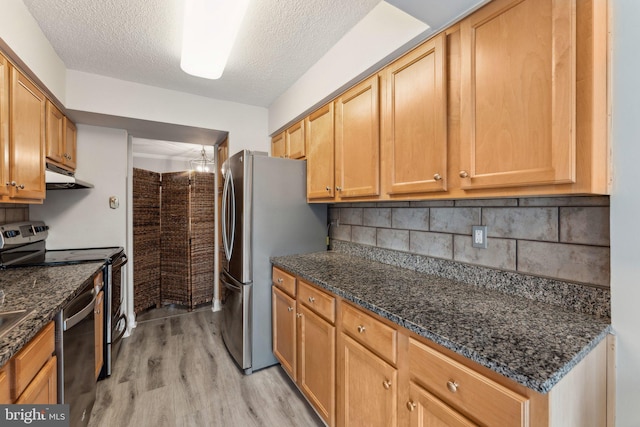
<box><xmin>180</xmin><ymin>0</ymin><xmax>250</xmax><ymax>79</ymax></box>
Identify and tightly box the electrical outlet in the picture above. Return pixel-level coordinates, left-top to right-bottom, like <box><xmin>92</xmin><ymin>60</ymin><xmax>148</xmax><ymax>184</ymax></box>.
<box><xmin>472</xmin><ymin>225</ymin><xmax>488</xmax><ymax>249</ymax></box>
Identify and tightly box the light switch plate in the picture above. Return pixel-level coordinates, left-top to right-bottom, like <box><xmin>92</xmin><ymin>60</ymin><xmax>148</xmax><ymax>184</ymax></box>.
<box><xmin>472</xmin><ymin>225</ymin><xmax>488</xmax><ymax>249</ymax></box>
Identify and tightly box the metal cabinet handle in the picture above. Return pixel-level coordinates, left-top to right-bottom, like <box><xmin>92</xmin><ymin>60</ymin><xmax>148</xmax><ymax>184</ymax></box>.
<box><xmin>336</xmin><ymin>186</ymin><xmax>342</xmax><ymax>191</ymax></box>
<box><xmin>325</xmin><ymin>186</ymin><xmax>331</xmax><ymax>192</ymax></box>
<box><xmin>433</xmin><ymin>173</ymin><xmax>442</xmax><ymax>181</ymax></box>
<box><xmin>308</xmin><ymin>296</ymin><xmax>315</xmax><ymax>303</ymax></box>
<box><xmin>277</xmin><ymin>278</ymin><xmax>283</xmax><ymax>283</ymax></box>
<box><xmin>357</xmin><ymin>325</ymin><xmax>366</xmax><ymax>333</ymax></box>
<box><xmin>459</xmin><ymin>170</ymin><xmax>469</xmax><ymax>178</ymax></box>
<box><xmin>446</xmin><ymin>380</ymin><xmax>459</xmax><ymax>393</ymax></box>
<box><xmin>8</xmin><ymin>181</ymin><xmax>16</xmax><ymax>187</ymax></box>
<box><xmin>287</xmin><ymin>307</ymin><xmax>293</xmax><ymax>312</ymax></box>
<box><xmin>17</xmin><ymin>184</ymin><xmax>24</xmax><ymax>189</ymax></box>
<box><xmin>406</xmin><ymin>401</ymin><xmax>416</xmax><ymax>411</ymax></box>
<box><xmin>296</xmin><ymin>313</ymin><xmax>302</xmax><ymax>318</ymax></box>
<box><xmin>382</xmin><ymin>380</ymin><xmax>392</xmax><ymax>390</ymax></box>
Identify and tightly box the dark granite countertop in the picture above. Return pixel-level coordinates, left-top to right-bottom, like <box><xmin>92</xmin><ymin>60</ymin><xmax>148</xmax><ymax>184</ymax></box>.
<box><xmin>0</xmin><ymin>263</ymin><xmax>104</xmax><ymax>368</ymax></box>
<box><xmin>271</xmin><ymin>251</ymin><xmax>611</xmax><ymax>394</ymax></box>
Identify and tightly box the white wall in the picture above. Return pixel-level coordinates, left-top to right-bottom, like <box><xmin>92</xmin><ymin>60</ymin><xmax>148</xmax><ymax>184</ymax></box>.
<box><xmin>0</xmin><ymin>0</ymin><xmax>66</xmax><ymax>102</ymax></box>
<box><xmin>66</xmin><ymin>70</ymin><xmax>269</xmax><ymax>156</ymax></box>
<box><xmin>132</xmin><ymin>156</ymin><xmax>191</xmax><ymax>173</ymax></box>
<box><xmin>30</xmin><ymin>125</ymin><xmax>129</xmax><ymax>249</ymax></box>
<box><xmin>268</xmin><ymin>2</ymin><xmax>428</xmax><ymax>134</ymax></box>
<box><xmin>610</xmin><ymin>1</ymin><xmax>640</xmax><ymax>425</ymax></box>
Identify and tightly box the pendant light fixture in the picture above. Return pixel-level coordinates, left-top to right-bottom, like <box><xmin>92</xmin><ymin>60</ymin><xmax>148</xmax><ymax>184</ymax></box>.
<box><xmin>190</xmin><ymin>146</ymin><xmax>215</xmax><ymax>172</ymax></box>
<box><xmin>180</xmin><ymin>0</ymin><xmax>251</xmax><ymax>79</ymax></box>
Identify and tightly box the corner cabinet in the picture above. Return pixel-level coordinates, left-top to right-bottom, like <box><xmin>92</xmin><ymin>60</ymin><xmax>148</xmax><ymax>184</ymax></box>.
<box><xmin>382</xmin><ymin>33</ymin><xmax>448</xmax><ymax>196</ymax></box>
<box><xmin>335</xmin><ymin>75</ymin><xmax>380</xmax><ymax>200</ymax></box>
<box><xmin>271</xmin><ymin>120</ymin><xmax>306</xmax><ymax>160</ymax></box>
<box><xmin>0</xmin><ymin>59</ymin><xmax>46</xmax><ymax>204</ymax></box>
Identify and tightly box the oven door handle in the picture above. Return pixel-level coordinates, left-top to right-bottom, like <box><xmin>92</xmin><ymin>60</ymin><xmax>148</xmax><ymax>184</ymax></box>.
<box><xmin>111</xmin><ymin>313</ymin><xmax>128</xmax><ymax>345</ymax></box>
<box><xmin>112</xmin><ymin>254</ymin><xmax>128</xmax><ymax>269</ymax></box>
<box><xmin>63</xmin><ymin>290</ymin><xmax>96</xmax><ymax>331</ymax></box>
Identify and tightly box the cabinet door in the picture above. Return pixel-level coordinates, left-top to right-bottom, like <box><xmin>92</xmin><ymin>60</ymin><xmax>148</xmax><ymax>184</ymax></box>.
<box><xmin>63</xmin><ymin>117</ymin><xmax>77</xmax><ymax>170</ymax></box>
<box><xmin>272</xmin><ymin>286</ymin><xmax>297</xmax><ymax>381</ymax></box>
<box><xmin>15</xmin><ymin>356</ymin><xmax>57</xmax><ymax>405</ymax></box>
<box><xmin>298</xmin><ymin>305</ymin><xmax>335</xmax><ymax>426</ymax></box>
<box><xmin>9</xmin><ymin>68</ymin><xmax>46</xmax><ymax>200</ymax></box>
<box><xmin>306</xmin><ymin>103</ymin><xmax>335</xmax><ymax>200</ymax></box>
<box><xmin>460</xmin><ymin>0</ymin><xmax>575</xmax><ymax>189</ymax></box>
<box><xmin>407</xmin><ymin>381</ymin><xmax>477</xmax><ymax>427</ymax></box>
<box><xmin>335</xmin><ymin>75</ymin><xmax>380</xmax><ymax>199</ymax></box>
<box><xmin>0</xmin><ymin>54</ymin><xmax>9</xmax><ymax>197</ymax></box>
<box><xmin>383</xmin><ymin>33</ymin><xmax>447</xmax><ymax>195</ymax></box>
<box><xmin>45</xmin><ymin>100</ymin><xmax>64</xmax><ymax>164</ymax></box>
<box><xmin>339</xmin><ymin>333</ymin><xmax>397</xmax><ymax>427</ymax></box>
<box><xmin>286</xmin><ymin>120</ymin><xmax>305</xmax><ymax>159</ymax></box>
<box><xmin>272</xmin><ymin>132</ymin><xmax>286</xmax><ymax>158</ymax></box>
<box><xmin>95</xmin><ymin>290</ymin><xmax>104</xmax><ymax>379</ymax></box>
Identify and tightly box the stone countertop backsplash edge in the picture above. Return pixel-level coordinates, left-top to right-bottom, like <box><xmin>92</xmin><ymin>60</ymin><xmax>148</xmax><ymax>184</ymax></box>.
<box><xmin>271</xmin><ymin>251</ymin><xmax>611</xmax><ymax>394</ymax></box>
<box><xmin>0</xmin><ymin>263</ymin><xmax>105</xmax><ymax>367</ymax></box>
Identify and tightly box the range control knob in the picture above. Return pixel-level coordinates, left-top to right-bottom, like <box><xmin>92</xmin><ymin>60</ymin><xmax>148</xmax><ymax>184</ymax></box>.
<box><xmin>3</xmin><ymin>230</ymin><xmax>20</xmax><ymax>238</ymax></box>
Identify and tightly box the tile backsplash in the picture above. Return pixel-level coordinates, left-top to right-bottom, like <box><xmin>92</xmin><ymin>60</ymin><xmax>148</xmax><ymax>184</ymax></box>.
<box><xmin>329</xmin><ymin>196</ymin><xmax>610</xmax><ymax>288</ymax></box>
<box><xmin>0</xmin><ymin>204</ymin><xmax>30</xmax><ymax>225</ymax></box>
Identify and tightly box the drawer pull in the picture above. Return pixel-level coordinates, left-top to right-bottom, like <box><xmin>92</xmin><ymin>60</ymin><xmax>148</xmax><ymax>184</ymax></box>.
<box><xmin>406</xmin><ymin>401</ymin><xmax>416</xmax><ymax>411</ymax></box>
<box><xmin>296</xmin><ymin>313</ymin><xmax>302</xmax><ymax>318</ymax></box>
<box><xmin>277</xmin><ymin>278</ymin><xmax>283</xmax><ymax>283</ymax></box>
<box><xmin>382</xmin><ymin>380</ymin><xmax>392</xmax><ymax>390</ymax></box>
<box><xmin>287</xmin><ymin>307</ymin><xmax>293</xmax><ymax>312</ymax></box>
<box><xmin>308</xmin><ymin>296</ymin><xmax>315</xmax><ymax>303</ymax></box>
<box><xmin>459</xmin><ymin>170</ymin><xmax>469</xmax><ymax>178</ymax></box>
<box><xmin>447</xmin><ymin>380</ymin><xmax>459</xmax><ymax>393</ymax></box>
<box><xmin>357</xmin><ymin>325</ymin><xmax>366</xmax><ymax>333</ymax></box>
<box><xmin>433</xmin><ymin>173</ymin><xmax>442</xmax><ymax>181</ymax></box>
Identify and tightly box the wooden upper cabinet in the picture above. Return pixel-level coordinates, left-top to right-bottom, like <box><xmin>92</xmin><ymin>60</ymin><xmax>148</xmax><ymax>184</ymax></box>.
<box><xmin>9</xmin><ymin>67</ymin><xmax>46</xmax><ymax>201</ymax></box>
<box><xmin>286</xmin><ymin>120</ymin><xmax>305</xmax><ymax>159</ymax></box>
<box><xmin>382</xmin><ymin>33</ymin><xmax>447</xmax><ymax>196</ymax></box>
<box><xmin>459</xmin><ymin>0</ymin><xmax>576</xmax><ymax>190</ymax></box>
<box><xmin>45</xmin><ymin>100</ymin><xmax>64</xmax><ymax>164</ymax></box>
<box><xmin>0</xmin><ymin>54</ymin><xmax>9</xmax><ymax>198</ymax></box>
<box><xmin>63</xmin><ymin>117</ymin><xmax>77</xmax><ymax>170</ymax></box>
<box><xmin>306</xmin><ymin>103</ymin><xmax>335</xmax><ymax>200</ymax></box>
<box><xmin>271</xmin><ymin>132</ymin><xmax>285</xmax><ymax>158</ymax></box>
<box><xmin>335</xmin><ymin>75</ymin><xmax>380</xmax><ymax>199</ymax></box>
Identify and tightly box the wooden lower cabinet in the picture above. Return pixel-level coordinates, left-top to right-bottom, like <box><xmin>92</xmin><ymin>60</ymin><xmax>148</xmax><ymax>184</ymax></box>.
<box><xmin>407</xmin><ymin>381</ymin><xmax>476</xmax><ymax>427</ymax></box>
<box><xmin>272</xmin><ymin>286</ymin><xmax>297</xmax><ymax>381</ymax></box>
<box><xmin>338</xmin><ymin>333</ymin><xmax>397</xmax><ymax>427</ymax></box>
<box><xmin>0</xmin><ymin>321</ymin><xmax>57</xmax><ymax>404</ymax></box>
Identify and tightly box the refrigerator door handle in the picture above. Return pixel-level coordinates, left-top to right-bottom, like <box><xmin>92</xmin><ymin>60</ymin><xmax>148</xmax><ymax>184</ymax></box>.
<box><xmin>222</xmin><ymin>167</ymin><xmax>236</xmax><ymax>262</ymax></box>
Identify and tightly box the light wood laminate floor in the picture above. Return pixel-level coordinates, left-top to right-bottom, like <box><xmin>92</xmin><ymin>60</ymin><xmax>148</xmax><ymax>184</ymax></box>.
<box><xmin>89</xmin><ymin>307</ymin><xmax>324</xmax><ymax>427</ymax></box>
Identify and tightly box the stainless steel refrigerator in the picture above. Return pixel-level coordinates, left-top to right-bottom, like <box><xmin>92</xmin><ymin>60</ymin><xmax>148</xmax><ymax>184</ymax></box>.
<box><xmin>220</xmin><ymin>150</ymin><xmax>327</xmax><ymax>374</ymax></box>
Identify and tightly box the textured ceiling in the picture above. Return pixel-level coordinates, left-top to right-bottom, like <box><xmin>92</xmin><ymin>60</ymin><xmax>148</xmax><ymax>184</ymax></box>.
<box><xmin>22</xmin><ymin>0</ymin><xmax>382</xmax><ymax>108</ymax></box>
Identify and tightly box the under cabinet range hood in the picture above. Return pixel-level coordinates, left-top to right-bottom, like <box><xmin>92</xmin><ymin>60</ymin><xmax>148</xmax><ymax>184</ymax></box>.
<box><xmin>45</xmin><ymin>163</ymin><xmax>94</xmax><ymax>190</ymax></box>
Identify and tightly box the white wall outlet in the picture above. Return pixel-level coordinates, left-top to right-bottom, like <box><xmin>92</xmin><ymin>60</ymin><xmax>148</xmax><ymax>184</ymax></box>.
<box><xmin>472</xmin><ymin>225</ymin><xmax>488</xmax><ymax>249</ymax></box>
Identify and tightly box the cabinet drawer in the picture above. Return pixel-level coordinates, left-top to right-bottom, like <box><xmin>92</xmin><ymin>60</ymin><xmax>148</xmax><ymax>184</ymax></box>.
<box><xmin>272</xmin><ymin>267</ymin><xmax>296</xmax><ymax>297</ymax></box>
<box><xmin>298</xmin><ymin>280</ymin><xmax>335</xmax><ymax>324</ymax></box>
<box><xmin>0</xmin><ymin>367</ymin><xmax>10</xmax><ymax>403</ymax></box>
<box><xmin>409</xmin><ymin>338</ymin><xmax>529</xmax><ymax>427</ymax></box>
<box><xmin>11</xmin><ymin>322</ymin><xmax>55</xmax><ymax>400</ymax></box>
<box><xmin>341</xmin><ymin>303</ymin><xmax>397</xmax><ymax>365</ymax></box>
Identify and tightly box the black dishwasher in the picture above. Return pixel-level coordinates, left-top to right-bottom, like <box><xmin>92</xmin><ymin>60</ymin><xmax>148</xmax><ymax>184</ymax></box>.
<box><xmin>55</xmin><ymin>281</ymin><xmax>96</xmax><ymax>427</ymax></box>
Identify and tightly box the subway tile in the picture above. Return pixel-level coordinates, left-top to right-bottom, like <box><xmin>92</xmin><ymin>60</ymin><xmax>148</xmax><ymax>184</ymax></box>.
<box><xmin>363</xmin><ymin>208</ymin><xmax>392</xmax><ymax>227</ymax></box>
<box><xmin>377</xmin><ymin>228</ymin><xmax>410</xmax><ymax>251</ymax></box>
<box><xmin>560</xmin><ymin>207</ymin><xmax>610</xmax><ymax>246</ymax></box>
<box><xmin>352</xmin><ymin>226</ymin><xmax>377</xmax><ymax>246</ymax></box>
<box><xmin>454</xmin><ymin>198</ymin><xmax>518</xmax><ymax>207</ymax></box>
<box><xmin>392</xmin><ymin>208</ymin><xmax>429</xmax><ymax>231</ymax></box>
<box><xmin>410</xmin><ymin>200</ymin><xmax>454</xmax><ymax>207</ymax></box>
<box><xmin>519</xmin><ymin>196</ymin><xmax>610</xmax><ymax>207</ymax></box>
<box><xmin>453</xmin><ymin>235</ymin><xmax>516</xmax><ymax>270</ymax></box>
<box><xmin>518</xmin><ymin>241</ymin><xmax>610</xmax><ymax>287</ymax></box>
<box><xmin>330</xmin><ymin>224</ymin><xmax>351</xmax><ymax>241</ymax></box>
<box><xmin>483</xmin><ymin>207</ymin><xmax>558</xmax><ymax>241</ymax></box>
<box><xmin>430</xmin><ymin>207</ymin><xmax>480</xmax><ymax>234</ymax></box>
<box><xmin>410</xmin><ymin>231</ymin><xmax>453</xmax><ymax>259</ymax></box>
<box><xmin>339</xmin><ymin>207</ymin><xmax>363</xmax><ymax>225</ymax></box>
<box><xmin>329</xmin><ymin>207</ymin><xmax>339</xmax><ymax>221</ymax></box>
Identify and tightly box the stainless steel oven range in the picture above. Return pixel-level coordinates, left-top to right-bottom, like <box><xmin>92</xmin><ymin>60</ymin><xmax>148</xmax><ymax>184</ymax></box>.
<box><xmin>0</xmin><ymin>221</ymin><xmax>128</xmax><ymax>379</ymax></box>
